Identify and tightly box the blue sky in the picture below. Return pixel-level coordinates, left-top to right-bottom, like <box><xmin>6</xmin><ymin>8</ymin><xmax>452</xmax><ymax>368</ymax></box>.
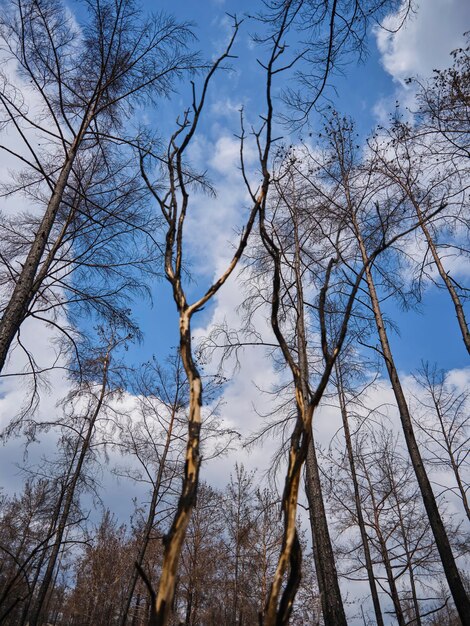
<box><xmin>118</xmin><ymin>0</ymin><xmax>470</xmax><ymax>375</ymax></box>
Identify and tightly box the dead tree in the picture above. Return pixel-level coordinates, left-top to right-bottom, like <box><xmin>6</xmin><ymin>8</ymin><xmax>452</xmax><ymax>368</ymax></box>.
<box><xmin>139</xmin><ymin>19</ymin><xmax>271</xmax><ymax>624</ymax></box>
<box><xmin>322</xmin><ymin>116</ymin><xmax>470</xmax><ymax>624</ymax></box>
<box><xmin>413</xmin><ymin>364</ymin><xmax>470</xmax><ymax>523</ymax></box>
<box><xmin>368</xmin><ymin>120</ymin><xmax>470</xmax><ymax>355</ymax></box>
<box><xmin>334</xmin><ymin>358</ymin><xmax>385</xmax><ymax>626</ymax></box>
<box><xmin>0</xmin><ymin>0</ymin><xmax>195</xmax><ymax>373</ymax></box>
<box><xmin>26</xmin><ymin>332</ymin><xmax>126</xmax><ymax>626</ymax></box>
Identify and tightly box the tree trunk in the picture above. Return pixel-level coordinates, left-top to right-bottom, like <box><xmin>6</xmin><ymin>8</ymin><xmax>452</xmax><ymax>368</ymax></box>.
<box><xmin>412</xmin><ymin>196</ymin><xmax>470</xmax><ymax>355</ymax></box>
<box><xmin>121</xmin><ymin>403</ymin><xmax>178</xmax><ymax>625</ymax></box>
<box><xmin>361</xmin><ymin>460</ymin><xmax>406</xmax><ymax>626</ymax></box>
<box><xmin>0</xmin><ymin>125</ymin><xmax>89</xmax><ymax>373</ymax></box>
<box><xmin>354</xmin><ymin>220</ymin><xmax>470</xmax><ymax>625</ymax></box>
<box><xmin>336</xmin><ymin>363</ymin><xmax>385</xmax><ymax>626</ymax></box>
<box><xmin>305</xmin><ymin>438</ymin><xmax>348</xmax><ymax>626</ymax></box>
<box><xmin>28</xmin><ymin>351</ymin><xmax>110</xmax><ymax>626</ymax></box>
<box><xmin>154</xmin><ymin>311</ymin><xmax>202</xmax><ymax>625</ymax></box>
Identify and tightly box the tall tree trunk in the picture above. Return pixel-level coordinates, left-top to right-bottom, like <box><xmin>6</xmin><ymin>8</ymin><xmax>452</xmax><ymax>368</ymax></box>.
<box><xmin>410</xmin><ymin>194</ymin><xmax>469</xmax><ymax>355</ymax></box>
<box><xmin>263</xmin><ymin>204</ymin><xmax>347</xmax><ymax>626</ymax></box>
<box><xmin>305</xmin><ymin>439</ymin><xmax>348</xmax><ymax>626</ymax></box>
<box><xmin>336</xmin><ymin>363</ymin><xmax>385</xmax><ymax>626</ymax></box>
<box><xmin>353</xmin><ymin>219</ymin><xmax>470</xmax><ymax>625</ymax></box>
<box><xmin>0</xmin><ymin>117</ymin><xmax>92</xmax><ymax>373</ymax></box>
<box><xmin>389</xmin><ymin>463</ymin><xmax>423</xmax><ymax>626</ymax></box>
<box><xmin>154</xmin><ymin>311</ymin><xmax>202</xmax><ymax>625</ymax></box>
<box><xmin>28</xmin><ymin>350</ymin><xmax>110</xmax><ymax>626</ymax></box>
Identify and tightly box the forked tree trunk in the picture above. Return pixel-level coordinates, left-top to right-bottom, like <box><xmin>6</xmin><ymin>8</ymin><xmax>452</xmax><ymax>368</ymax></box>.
<box><xmin>154</xmin><ymin>311</ymin><xmax>202</xmax><ymax>625</ymax></box>
<box><xmin>353</xmin><ymin>219</ymin><xmax>470</xmax><ymax>625</ymax></box>
<box><xmin>263</xmin><ymin>203</ymin><xmax>347</xmax><ymax>626</ymax></box>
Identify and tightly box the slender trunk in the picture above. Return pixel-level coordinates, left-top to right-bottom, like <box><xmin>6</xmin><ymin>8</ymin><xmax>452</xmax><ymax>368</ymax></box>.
<box><xmin>154</xmin><ymin>311</ymin><xmax>202</xmax><ymax>625</ymax></box>
<box><xmin>433</xmin><ymin>398</ymin><xmax>470</xmax><ymax>522</ymax></box>
<box><xmin>0</xmin><ymin>118</ymin><xmax>92</xmax><ymax>373</ymax></box>
<box><xmin>121</xmin><ymin>404</ymin><xmax>178</xmax><ymax>626</ymax></box>
<box><xmin>408</xmin><ymin>564</ymin><xmax>422</xmax><ymax>626</ymax></box>
<box><xmin>389</xmin><ymin>469</ymin><xmax>422</xmax><ymax>626</ymax></box>
<box><xmin>28</xmin><ymin>352</ymin><xmax>110</xmax><ymax>626</ymax></box>
<box><xmin>362</xmin><ymin>460</ymin><xmax>406</xmax><ymax>626</ymax></box>
<box><xmin>305</xmin><ymin>438</ymin><xmax>348</xmax><ymax>626</ymax></box>
<box><xmin>412</xmin><ymin>197</ymin><xmax>470</xmax><ymax>355</ymax></box>
<box><xmin>336</xmin><ymin>363</ymin><xmax>385</xmax><ymax>626</ymax></box>
<box><xmin>353</xmin><ymin>219</ymin><xmax>470</xmax><ymax>624</ymax></box>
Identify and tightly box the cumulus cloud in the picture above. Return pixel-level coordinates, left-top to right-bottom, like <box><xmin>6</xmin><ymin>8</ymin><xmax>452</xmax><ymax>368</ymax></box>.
<box><xmin>373</xmin><ymin>0</ymin><xmax>470</xmax><ymax>122</ymax></box>
<box><xmin>376</xmin><ymin>0</ymin><xmax>470</xmax><ymax>84</ymax></box>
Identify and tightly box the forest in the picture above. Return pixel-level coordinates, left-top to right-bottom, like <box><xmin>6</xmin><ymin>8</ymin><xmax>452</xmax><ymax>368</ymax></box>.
<box><xmin>0</xmin><ymin>0</ymin><xmax>469</xmax><ymax>624</ymax></box>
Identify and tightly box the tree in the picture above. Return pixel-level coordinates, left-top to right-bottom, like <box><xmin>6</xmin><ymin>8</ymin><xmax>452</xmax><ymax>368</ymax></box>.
<box><xmin>63</xmin><ymin>510</ymin><xmax>135</xmax><ymax>625</ymax></box>
<box><xmin>0</xmin><ymin>478</ymin><xmax>57</xmax><ymax>624</ymax></box>
<box><xmin>177</xmin><ymin>481</ymin><xmax>226</xmax><ymax>626</ymax></box>
<box><xmin>252</xmin><ymin>127</ymin><xmax>426</xmax><ymax>624</ymax></box>
<box><xmin>138</xmin><ymin>15</ymin><xmax>277</xmax><ymax>621</ymax></box>
<box><xmin>413</xmin><ymin>363</ymin><xmax>470</xmax><ymax>522</ymax></box>
<box><xmin>117</xmin><ymin>355</ymin><xmax>234</xmax><ymax>625</ymax></box>
<box><xmin>117</xmin><ymin>356</ymin><xmax>188</xmax><ymax>626</ymax></box>
<box><xmin>26</xmin><ymin>331</ymin><xmax>125</xmax><ymax>626</ymax></box>
<box><xmin>0</xmin><ymin>0</ymin><xmax>195</xmax><ymax>373</ymax></box>
<box><xmin>367</xmin><ymin>117</ymin><xmax>470</xmax><ymax>355</ymax></box>
<box><xmin>322</xmin><ymin>115</ymin><xmax>470</xmax><ymax>622</ymax></box>
<box><xmin>334</xmin><ymin>357</ymin><xmax>385</xmax><ymax>626</ymax></box>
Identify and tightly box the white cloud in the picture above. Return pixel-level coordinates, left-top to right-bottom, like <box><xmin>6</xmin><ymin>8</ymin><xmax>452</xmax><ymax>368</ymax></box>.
<box><xmin>376</xmin><ymin>0</ymin><xmax>470</xmax><ymax>84</ymax></box>
<box><xmin>373</xmin><ymin>0</ymin><xmax>470</xmax><ymax>123</ymax></box>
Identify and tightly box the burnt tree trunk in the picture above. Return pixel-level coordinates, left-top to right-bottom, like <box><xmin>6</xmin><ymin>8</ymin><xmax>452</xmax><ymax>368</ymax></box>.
<box><xmin>353</xmin><ymin>218</ymin><xmax>470</xmax><ymax>625</ymax></box>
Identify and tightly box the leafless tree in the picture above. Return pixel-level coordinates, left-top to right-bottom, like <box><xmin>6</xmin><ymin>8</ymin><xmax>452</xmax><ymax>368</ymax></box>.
<box><xmin>367</xmin><ymin>117</ymin><xmax>470</xmax><ymax>355</ymax></box>
<box><xmin>322</xmin><ymin>115</ymin><xmax>470</xmax><ymax>623</ymax></box>
<box><xmin>413</xmin><ymin>363</ymin><xmax>470</xmax><ymax>522</ymax></box>
<box><xmin>0</xmin><ymin>0</ymin><xmax>195</xmax><ymax>374</ymax></box>
<box><xmin>334</xmin><ymin>356</ymin><xmax>385</xmax><ymax>626</ymax></box>
<box><xmin>138</xmin><ymin>18</ymin><xmax>272</xmax><ymax>623</ymax></box>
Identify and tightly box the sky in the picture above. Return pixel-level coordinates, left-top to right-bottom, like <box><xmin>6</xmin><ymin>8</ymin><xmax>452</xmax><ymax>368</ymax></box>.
<box><xmin>123</xmin><ymin>0</ymin><xmax>470</xmax><ymax>371</ymax></box>
<box><xmin>0</xmin><ymin>0</ymin><xmax>469</xmax><ymax>621</ymax></box>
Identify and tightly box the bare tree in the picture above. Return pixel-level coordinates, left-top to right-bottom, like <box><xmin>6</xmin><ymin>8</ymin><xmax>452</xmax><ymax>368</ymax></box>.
<box><xmin>117</xmin><ymin>355</ymin><xmax>234</xmax><ymax>625</ymax></box>
<box><xmin>117</xmin><ymin>356</ymin><xmax>188</xmax><ymax>626</ymax></box>
<box><xmin>413</xmin><ymin>363</ymin><xmax>470</xmax><ymax>522</ymax></box>
<box><xmin>334</xmin><ymin>357</ymin><xmax>385</xmax><ymax>626</ymax></box>
<box><xmin>367</xmin><ymin>118</ymin><xmax>470</xmax><ymax>355</ymax></box>
<box><xmin>252</xmin><ymin>126</ymin><xmax>430</xmax><ymax>623</ymax></box>
<box><xmin>138</xmin><ymin>18</ymin><xmax>272</xmax><ymax>623</ymax></box>
<box><xmin>0</xmin><ymin>479</ymin><xmax>58</xmax><ymax>624</ymax></box>
<box><xmin>322</xmin><ymin>115</ymin><xmax>470</xmax><ymax>623</ymax></box>
<box><xmin>0</xmin><ymin>0</ymin><xmax>195</xmax><ymax>373</ymax></box>
<box><xmin>25</xmin><ymin>330</ymin><xmax>126</xmax><ymax>626</ymax></box>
